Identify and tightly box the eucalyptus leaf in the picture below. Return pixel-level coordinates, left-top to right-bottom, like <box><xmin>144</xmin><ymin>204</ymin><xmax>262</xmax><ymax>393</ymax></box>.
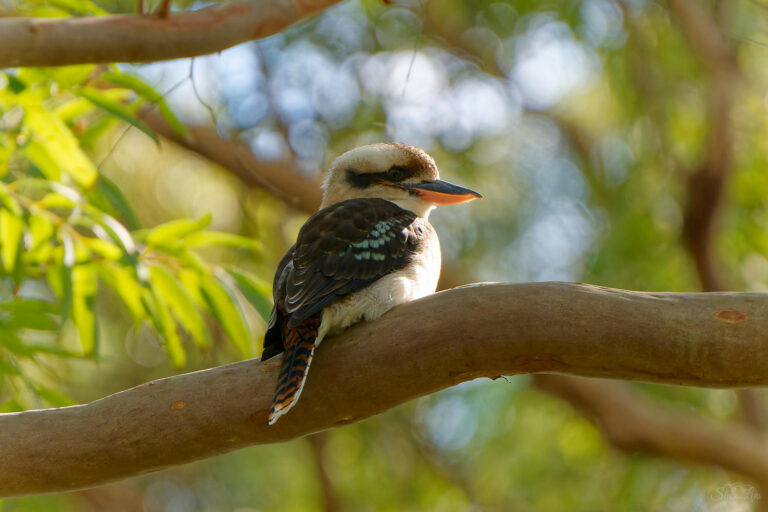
<box><xmin>147</xmin><ymin>288</ymin><xmax>186</xmax><ymax>367</ymax></box>
<box><xmin>200</xmin><ymin>275</ymin><xmax>252</xmax><ymax>358</ymax></box>
<box><xmin>0</xmin><ymin>209</ymin><xmax>24</xmax><ymax>274</ymax></box>
<box><xmin>23</xmin><ymin>107</ymin><xmax>98</xmax><ymax>187</ymax></box>
<box><xmin>76</xmin><ymin>87</ymin><xmax>158</xmax><ymax>145</ymax></box>
<box><xmin>71</xmin><ymin>264</ymin><xmax>98</xmax><ymax>356</ymax></box>
<box><xmin>146</xmin><ymin>214</ymin><xmax>212</xmax><ymax>248</ymax></box>
<box><xmin>101</xmin><ymin>71</ymin><xmax>188</xmax><ymax>136</ymax></box>
<box><xmin>149</xmin><ymin>265</ymin><xmax>209</xmax><ymax>349</ymax></box>
<box><xmin>226</xmin><ymin>268</ymin><xmax>273</xmax><ymax>323</ymax></box>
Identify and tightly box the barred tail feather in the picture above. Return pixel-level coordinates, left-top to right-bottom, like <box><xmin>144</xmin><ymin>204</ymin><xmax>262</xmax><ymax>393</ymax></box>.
<box><xmin>268</xmin><ymin>316</ymin><xmax>320</xmax><ymax>425</ymax></box>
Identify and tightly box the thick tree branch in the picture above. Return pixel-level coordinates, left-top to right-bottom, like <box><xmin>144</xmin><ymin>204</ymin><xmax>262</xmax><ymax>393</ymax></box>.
<box><xmin>0</xmin><ymin>0</ymin><xmax>343</xmax><ymax>68</ymax></box>
<box><xmin>3</xmin><ymin>283</ymin><xmax>768</xmax><ymax>496</ymax></box>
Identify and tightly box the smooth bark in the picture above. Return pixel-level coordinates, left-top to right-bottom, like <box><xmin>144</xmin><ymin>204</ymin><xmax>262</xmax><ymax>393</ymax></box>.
<box><xmin>0</xmin><ymin>0</ymin><xmax>342</xmax><ymax>67</ymax></box>
<box><xmin>2</xmin><ymin>282</ymin><xmax>768</xmax><ymax>496</ymax></box>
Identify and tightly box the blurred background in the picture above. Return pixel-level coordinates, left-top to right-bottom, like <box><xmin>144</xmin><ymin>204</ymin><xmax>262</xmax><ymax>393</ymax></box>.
<box><xmin>4</xmin><ymin>0</ymin><xmax>768</xmax><ymax>510</ymax></box>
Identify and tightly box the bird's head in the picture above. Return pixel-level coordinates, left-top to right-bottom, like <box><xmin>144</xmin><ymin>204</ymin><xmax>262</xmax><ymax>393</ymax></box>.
<box><xmin>320</xmin><ymin>143</ymin><xmax>481</xmax><ymax>217</ymax></box>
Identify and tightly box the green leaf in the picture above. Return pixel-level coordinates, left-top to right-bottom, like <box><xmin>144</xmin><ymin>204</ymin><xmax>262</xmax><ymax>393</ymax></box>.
<box><xmin>45</xmin><ymin>64</ymin><xmax>100</xmax><ymax>87</ymax></box>
<box><xmin>147</xmin><ymin>288</ymin><xmax>186</xmax><ymax>367</ymax></box>
<box><xmin>27</xmin><ymin>210</ymin><xmax>55</xmax><ymax>252</ymax></box>
<box><xmin>0</xmin><ymin>330</ymin><xmax>40</xmax><ymax>356</ymax></box>
<box><xmin>226</xmin><ymin>268</ymin><xmax>273</xmax><ymax>323</ymax></box>
<box><xmin>0</xmin><ymin>209</ymin><xmax>23</xmax><ymax>274</ymax></box>
<box><xmin>83</xmin><ymin>237</ymin><xmax>122</xmax><ymax>260</ymax></box>
<box><xmin>0</xmin><ymin>301</ymin><xmax>59</xmax><ymax>330</ymax></box>
<box><xmin>0</xmin><ymin>184</ymin><xmax>22</xmax><ymax>216</ymax></box>
<box><xmin>38</xmin><ymin>191</ymin><xmax>77</xmax><ymax>209</ymax></box>
<box><xmin>185</xmin><ymin>231</ymin><xmax>261</xmax><ymax>251</ymax></box>
<box><xmin>0</xmin><ymin>356</ymin><xmax>22</xmax><ymax>376</ymax></box>
<box><xmin>78</xmin><ymin>115</ymin><xmax>118</xmax><ymax>149</ymax></box>
<box><xmin>82</xmin><ymin>207</ymin><xmax>137</xmax><ymax>258</ymax></box>
<box><xmin>149</xmin><ymin>265</ymin><xmax>209</xmax><ymax>349</ymax></box>
<box><xmin>101</xmin><ymin>71</ymin><xmax>188</xmax><ymax>136</ymax></box>
<box><xmin>0</xmin><ymin>399</ymin><xmax>24</xmax><ymax>413</ymax></box>
<box><xmin>54</xmin><ymin>97</ymin><xmax>95</xmax><ymax>122</ymax></box>
<box><xmin>98</xmin><ymin>262</ymin><xmax>145</xmax><ymax>321</ymax></box>
<box><xmin>23</xmin><ymin>107</ymin><xmax>98</xmax><ymax>187</ymax></box>
<box><xmin>0</xmin><ymin>298</ymin><xmax>60</xmax><ymax>315</ymax></box>
<box><xmin>200</xmin><ymin>275</ymin><xmax>252</xmax><ymax>357</ymax></box>
<box><xmin>4</xmin><ymin>313</ymin><xmax>58</xmax><ymax>331</ymax></box>
<box><xmin>95</xmin><ymin>174</ymin><xmax>141</xmax><ymax>230</ymax></box>
<box><xmin>6</xmin><ymin>73</ymin><xmax>27</xmax><ymax>93</ymax></box>
<box><xmin>145</xmin><ymin>214</ymin><xmax>212</xmax><ymax>248</ymax></box>
<box><xmin>72</xmin><ymin>263</ymin><xmax>98</xmax><ymax>356</ymax></box>
<box><xmin>178</xmin><ymin>268</ymin><xmax>204</xmax><ymax>306</ymax></box>
<box><xmin>76</xmin><ymin>87</ymin><xmax>158</xmax><ymax>144</ymax></box>
<box><xmin>34</xmin><ymin>385</ymin><xmax>76</xmax><ymax>407</ymax></box>
<box><xmin>59</xmin><ymin>231</ymin><xmax>76</xmax><ymax>268</ymax></box>
<box><xmin>0</xmin><ymin>134</ymin><xmax>16</xmax><ymax>178</ymax></box>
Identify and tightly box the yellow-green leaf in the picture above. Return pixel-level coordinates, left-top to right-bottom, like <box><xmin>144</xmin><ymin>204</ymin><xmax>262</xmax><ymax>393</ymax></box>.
<box><xmin>98</xmin><ymin>263</ymin><xmax>145</xmax><ymax>321</ymax></box>
<box><xmin>38</xmin><ymin>191</ymin><xmax>77</xmax><ymax>209</ymax></box>
<box><xmin>185</xmin><ymin>231</ymin><xmax>261</xmax><ymax>251</ymax></box>
<box><xmin>101</xmin><ymin>71</ymin><xmax>188</xmax><ymax>136</ymax></box>
<box><xmin>178</xmin><ymin>268</ymin><xmax>204</xmax><ymax>306</ymax></box>
<box><xmin>0</xmin><ymin>184</ymin><xmax>21</xmax><ymax>215</ymax></box>
<box><xmin>0</xmin><ymin>134</ymin><xmax>16</xmax><ymax>178</ymax></box>
<box><xmin>148</xmin><ymin>288</ymin><xmax>186</xmax><ymax>367</ymax></box>
<box><xmin>54</xmin><ymin>97</ymin><xmax>94</xmax><ymax>122</ymax></box>
<box><xmin>149</xmin><ymin>265</ymin><xmax>209</xmax><ymax>349</ymax></box>
<box><xmin>72</xmin><ymin>264</ymin><xmax>98</xmax><ymax>355</ymax></box>
<box><xmin>0</xmin><ymin>209</ymin><xmax>23</xmax><ymax>274</ymax></box>
<box><xmin>83</xmin><ymin>238</ymin><xmax>122</xmax><ymax>260</ymax></box>
<box><xmin>146</xmin><ymin>214</ymin><xmax>212</xmax><ymax>248</ymax></box>
<box><xmin>28</xmin><ymin>210</ymin><xmax>54</xmax><ymax>251</ymax></box>
<box><xmin>23</xmin><ymin>107</ymin><xmax>98</xmax><ymax>187</ymax></box>
<box><xmin>200</xmin><ymin>275</ymin><xmax>252</xmax><ymax>357</ymax></box>
<box><xmin>76</xmin><ymin>87</ymin><xmax>158</xmax><ymax>144</ymax></box>
<box><xmin>96</xmin><ymin>175</ymin><xmax>141</xmax><ymax>230</ymax></box>
<box><xmin>226</xmin><ymin>268</ymin><xmax>272</xmax><ymax>323</ymax></box>
<box><xmin>83</xmin><ymin>208</ymin><xmax>137</xmax><ymax>257</ymax></box>
<box><xmin>45</xmin><ymin>64</ymin><xmax>99</xmax><ymax>87</ymax></box>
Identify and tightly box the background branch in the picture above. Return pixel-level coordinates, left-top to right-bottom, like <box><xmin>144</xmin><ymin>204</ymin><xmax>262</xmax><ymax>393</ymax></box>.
<box><xmin>4</xmin><ymin>283</ymin><xmax>768</xmax><ymax>496</ymax></box>
<box><xmin>0</xmin><ymin>0</ymin><xmax>343</xmax><ymax>68</ymax></box>
<box><xmin>533</xmin><ymin>375</ymin><xmax>768</xmax><ymax>485</ymax></box>
<box><xmin>663</xmin><ymin>6</ymin><xmax>768</xmax><ymax>502</ymax></box>
<box><xmin>141</xmin><ymin>111</ymin><xmax>322</xmax><ymax>213</ymax></box>
<box><xmin>669</xmin><ymin>0</ymin><xmax>738</xmax><ymax>292</ymax></box>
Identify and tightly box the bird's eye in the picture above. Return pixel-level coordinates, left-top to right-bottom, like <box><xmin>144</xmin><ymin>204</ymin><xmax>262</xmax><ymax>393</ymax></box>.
<box><xmin>386</xmin><ymin>166</ymin><xmax>406</xmax><ymax>181</ymax></box>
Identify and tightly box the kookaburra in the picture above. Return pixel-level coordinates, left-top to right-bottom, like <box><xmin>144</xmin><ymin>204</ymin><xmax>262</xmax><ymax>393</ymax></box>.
<box><xmin>262</xmin><ymin>143</ymin><xmax>481</xmax><ymax>424</ymax></box>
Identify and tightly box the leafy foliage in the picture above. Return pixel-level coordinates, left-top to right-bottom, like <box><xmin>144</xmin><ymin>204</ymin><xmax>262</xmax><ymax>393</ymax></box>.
<box><xmin>0</xmin><ymin>66</ymin><xmax>271</xmax><ymax>408</ymax></box>
<box><xmin>6</xmin><ymin>0</ymin><xmax>768</xmax><ymax>511</ymax></box>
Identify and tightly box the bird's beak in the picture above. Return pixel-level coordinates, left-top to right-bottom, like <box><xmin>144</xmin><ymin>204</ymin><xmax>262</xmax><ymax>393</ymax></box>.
<box><xmin>404</xmin><ymin>180</ymin><xmax>482</xmax><ymax>205</ymax></box>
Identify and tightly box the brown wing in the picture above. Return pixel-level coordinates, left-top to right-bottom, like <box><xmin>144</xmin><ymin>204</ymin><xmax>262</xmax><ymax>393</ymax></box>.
<box><xmin>261</xmin><ymin>198</ymin><xmax>426</xmax><ymax>359</ymax></box>
<box><xmin>285</xmin><ymin>198</ymin><xmax>423</xmax><ymax>326</ymax></box>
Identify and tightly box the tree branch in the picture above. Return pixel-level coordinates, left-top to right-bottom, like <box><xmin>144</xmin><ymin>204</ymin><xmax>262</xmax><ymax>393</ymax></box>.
<box><xmin>141</xmin><ymin>111</ymin><xmax>322</xmax><ymax>213</ymax></box>
<box><xmin>3</xmin><ymin>282</ymin><xmax>768</xmax><ymax>496</ymax></box>
<box><xmin>0</xmin><ymin>0</ymin><xmax>343</xmax><ymax>68</ymax></box>
<box><xmin>668</xmin><ymin>0</ymin><xmax>738</xmax><ymax>292</ymax></box>
<box><xmin>664</xmin><ymin>4</ymin><xmax>768</xmax><ymax>480</ymax></box>
<box><xmin>533</xmin><ymin>374</ymin><xmax>768</xmax><ymax>485</ymax></box>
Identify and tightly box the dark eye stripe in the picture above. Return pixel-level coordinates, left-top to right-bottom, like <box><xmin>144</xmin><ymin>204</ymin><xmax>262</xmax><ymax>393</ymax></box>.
<box><xmin>346</xmin><ymin>169</ymin><xmax>375</xmax><ymax>189</ymax></box>
<box><xmin>346</xmin><ymin>166</ymin><xmax>414</xmax><ymax>188</ymax></box>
